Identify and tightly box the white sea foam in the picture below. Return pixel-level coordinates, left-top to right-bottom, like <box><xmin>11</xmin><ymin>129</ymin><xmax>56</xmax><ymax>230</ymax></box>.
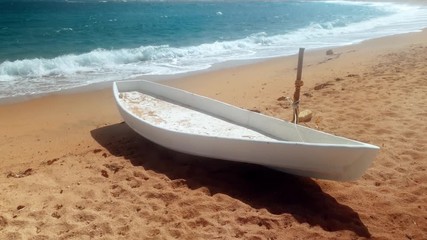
<box><xmin>1</xmin><ymin>1</ymin><xmax>426</xmax><ymax>99</ymax></box>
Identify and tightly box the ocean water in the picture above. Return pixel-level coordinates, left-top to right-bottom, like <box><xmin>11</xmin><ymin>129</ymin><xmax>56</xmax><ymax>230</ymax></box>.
<box><xmin>1</xmin><ymin>0</ymin><xmax>427</xmax><ymax>99</ymax></box>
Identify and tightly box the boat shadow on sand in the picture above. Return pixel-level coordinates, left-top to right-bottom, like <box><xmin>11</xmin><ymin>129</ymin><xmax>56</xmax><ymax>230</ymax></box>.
<box><xmin>91</xmin><ymin>122</ymin><xmax>371</xmax><ymax>238</ymax></box>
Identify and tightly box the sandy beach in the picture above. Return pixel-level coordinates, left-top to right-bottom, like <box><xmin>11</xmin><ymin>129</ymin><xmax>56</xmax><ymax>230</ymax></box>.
<box><xmin>1</xmin><ymin>26</ymin><xmax>427</xmax><ymax>240</ymax></box>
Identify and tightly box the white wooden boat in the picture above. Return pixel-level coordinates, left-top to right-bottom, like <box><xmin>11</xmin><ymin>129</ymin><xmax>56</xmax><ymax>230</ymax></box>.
<box><xmin>113</xmin><ymin>80</ymin><xmax>379</xmax><ymax>181</ymax></box>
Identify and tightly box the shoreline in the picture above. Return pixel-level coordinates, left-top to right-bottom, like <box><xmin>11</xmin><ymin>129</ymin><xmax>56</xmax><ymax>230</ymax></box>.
<box><xmin>2</xmin><ymin>26</ymin><xmax>426</xmax><ymax>106</ymax></box>
<box><xmin>3</xmin><ymin>0</ymin><xmax>427</xmax><ymax>102</ymax></box>
<box><xmin>1</xmin><ymin>28</ymin><xmax>426</xmax><ymax>239</ymax></box>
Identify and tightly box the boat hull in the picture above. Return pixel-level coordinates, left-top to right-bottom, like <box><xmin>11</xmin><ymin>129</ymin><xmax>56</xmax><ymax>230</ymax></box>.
<box><xmin>113</xmin><ymin>80</ymin><xmax>379</xmax><ymax>181</ymax></box>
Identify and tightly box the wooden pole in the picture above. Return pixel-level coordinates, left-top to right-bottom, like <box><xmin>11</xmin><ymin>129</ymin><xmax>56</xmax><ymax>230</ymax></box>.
<box><xmin>292</xmin><ymin>48</ymin><xmax>305</xmax><ymax>123</ymax></box>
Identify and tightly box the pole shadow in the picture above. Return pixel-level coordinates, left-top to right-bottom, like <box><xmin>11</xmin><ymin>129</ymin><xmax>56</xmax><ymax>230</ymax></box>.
<box><xmin>91</xmin><ymin>122</ymin><xmax>371</xmax><ymax>237</ymax></box>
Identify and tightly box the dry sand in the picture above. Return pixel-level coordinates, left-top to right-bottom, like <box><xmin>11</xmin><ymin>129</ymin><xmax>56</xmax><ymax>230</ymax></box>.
<box><xmin>1</xmin><ymin>29</ymin><xmax>426</xmax><ymax>239</ymax></box>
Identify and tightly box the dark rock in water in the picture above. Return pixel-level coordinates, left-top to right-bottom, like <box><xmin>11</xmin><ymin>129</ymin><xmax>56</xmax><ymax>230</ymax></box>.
<box><xmin>326</xmin><ymin>49</ymin><xmax>334</xmax><ymax>55</ymax></box>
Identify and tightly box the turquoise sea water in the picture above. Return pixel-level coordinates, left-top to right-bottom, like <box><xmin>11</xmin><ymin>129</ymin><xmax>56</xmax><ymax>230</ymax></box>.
<box><xmin>1</xmin><ymin>0</ymin><xmax>427</xmax><ymax>99</ymax></box>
